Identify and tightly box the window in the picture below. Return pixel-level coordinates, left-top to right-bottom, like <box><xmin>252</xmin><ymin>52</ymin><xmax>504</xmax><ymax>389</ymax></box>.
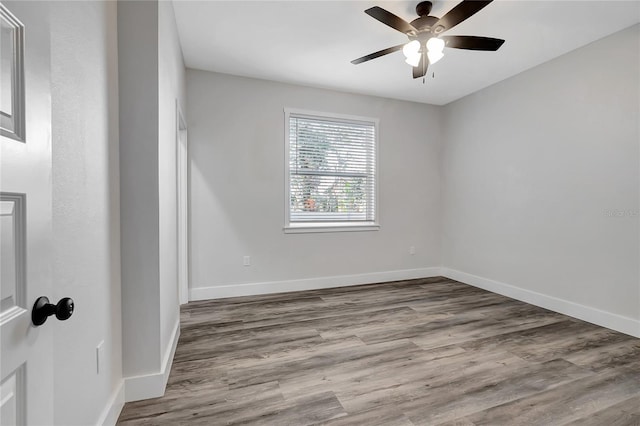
<box><xmin>285</xmin><ymin>108</ymin><xmax>378</xmax><ymax>233</ymax></box>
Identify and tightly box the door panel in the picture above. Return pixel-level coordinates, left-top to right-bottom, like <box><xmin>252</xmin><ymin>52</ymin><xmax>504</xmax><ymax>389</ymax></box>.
<box><xmin>0</xmin><ymin>366</ymin><xmax>24</xmax><ymax>425</ymax></box>
<box><xmin>0</xmin><ymin>1</ymin><xmax>53</xmax><ymax>424</ymax></box>
<box><xmin>1</xmin><ymin>195</ymin><xmax>25</xmax><ymax>317</ymax></box>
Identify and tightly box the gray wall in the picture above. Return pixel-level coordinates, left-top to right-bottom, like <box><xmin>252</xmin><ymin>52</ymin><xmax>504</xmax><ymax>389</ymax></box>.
<box><xmin>118</xmin><ymin>0</ymin><xmax>186</xmax><ymax>399</ymax></box>
<box><xmin>51</xmin><ymin>1</ymin><xmax>122</xmax><ymax>424</ymax></box>
<box><xmin>442</xmin><ymin>25</ymin><xmax>639</xmax><ymax>323</ymax></box>
<box><xmin>158</xmin><ymin>0</ymin><xmax>185</xmax><ymax>370</ymax></box>
<box><xmin>187</xmin><ymin>70</ymin><xmax>443</xmax><ymax>294</ymax></box>
<box><xmin>118</xmin><ymin>0</ymin><xmax>162</xmax><ymax>378</ymax></box>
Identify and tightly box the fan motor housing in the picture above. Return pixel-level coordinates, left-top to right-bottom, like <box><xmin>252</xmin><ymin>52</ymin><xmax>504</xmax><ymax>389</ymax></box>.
<box><xmin>410</xmin><ymin>15</ymin><xmax>439</xmax><ymax>33</ymax></box>
<box><xmin>415</xmin><ymin>1</ymin><xmax>433</xmax><ymax>17</ymax></box>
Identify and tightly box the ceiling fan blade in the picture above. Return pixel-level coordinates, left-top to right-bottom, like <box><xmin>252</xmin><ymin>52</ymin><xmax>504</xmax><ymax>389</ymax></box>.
<box><xmin>442</xmin><ymin>35</ymin><xmax>505</xmax><ymax>51</ymax></box>
<box><xmin>351</xmin><ymin>44</ymin><xmax>405</xmax><ymax>65</ymax></box>
<box><xmin>412</xmin><ymin>56</ymin><xmax>428</xmax><ymax>79</ymax></box>
<box><xmin>433</xmin><ymin>0</ymin><xmax>493</xmax><ymax>33</ymax></box>
<box><xmin>365</xmin><ymin>6</ymin><xmax>417</xmax><ymax>34</ymax></box>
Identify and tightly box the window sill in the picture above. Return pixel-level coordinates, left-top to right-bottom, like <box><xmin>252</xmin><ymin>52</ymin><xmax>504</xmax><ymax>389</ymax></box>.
<box><xmin>284</xmin><ymin>222</ymin><xmax>380</xmax><ymax>234</ymax></box>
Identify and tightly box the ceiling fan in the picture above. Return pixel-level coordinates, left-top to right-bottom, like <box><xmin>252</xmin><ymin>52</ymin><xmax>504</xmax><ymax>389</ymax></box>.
<box><xmin>352</xmin><ymin>0</ymin><xmax>505</xmax><ymax>79</ymax></box>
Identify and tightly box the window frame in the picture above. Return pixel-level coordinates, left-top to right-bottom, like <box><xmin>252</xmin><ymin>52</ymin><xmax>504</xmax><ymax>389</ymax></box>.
<box><xmin>284</xmin><ymin>107</ymin><xmax>380</xmax><ymax>234</ymax></box>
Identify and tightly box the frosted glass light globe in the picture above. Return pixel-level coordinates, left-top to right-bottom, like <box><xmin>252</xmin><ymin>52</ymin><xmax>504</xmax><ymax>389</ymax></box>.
<box><xmin>405</xmin><ymin>53</ymin><xmax>421</xmax><ymax>67</ymax></box>
<box><xmin>426</xmin><ymin>37</ymin><xmax>445</xmax><ymax>53</ymax></box>
<box><xmin>402</xmin><ymin>40</ymin><xmax>420</xmax><ymax>58</ymax></box>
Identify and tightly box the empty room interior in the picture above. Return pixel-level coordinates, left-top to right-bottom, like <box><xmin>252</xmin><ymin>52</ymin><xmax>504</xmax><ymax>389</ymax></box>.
<box><xmin>0</xmin><ymin>0</ymin><xmax>639</xmax><ymax>425</ymax></box>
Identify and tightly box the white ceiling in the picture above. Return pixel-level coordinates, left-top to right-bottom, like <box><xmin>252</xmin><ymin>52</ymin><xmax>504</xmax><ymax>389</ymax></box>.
<box><xmin>173</xmin><ymin>1</ymin><xmax>640</xmax><ymax>105</ymax></box>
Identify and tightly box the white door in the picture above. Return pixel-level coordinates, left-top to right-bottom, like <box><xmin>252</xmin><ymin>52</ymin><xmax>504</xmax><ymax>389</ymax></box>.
<box><xmin>1</xmin><ymin>2</ymin><xmax>55</xmax><ymax>424</ymax></box>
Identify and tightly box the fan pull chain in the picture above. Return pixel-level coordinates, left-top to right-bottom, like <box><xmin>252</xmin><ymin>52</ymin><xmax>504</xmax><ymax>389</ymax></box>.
<box><xmin>424</xmin><ymin>71</ymin><xmax>435</xmax><ymax>85</ymax></box>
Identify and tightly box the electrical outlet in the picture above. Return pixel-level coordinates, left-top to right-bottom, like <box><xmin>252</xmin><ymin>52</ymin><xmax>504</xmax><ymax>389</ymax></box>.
<box><xmin>96</xmin><ymin>340</ymin><xmax>105</xmax><ymax>374</ymax></box>
<box><xmin>243</xmin><ymin>256</ymin><xmax>251</xmax><ymax>266</ymax></box>
<box><xmin>409</xmin><ymin>246</ymin><xmax>416</xmax><ymax>255</ymax></box>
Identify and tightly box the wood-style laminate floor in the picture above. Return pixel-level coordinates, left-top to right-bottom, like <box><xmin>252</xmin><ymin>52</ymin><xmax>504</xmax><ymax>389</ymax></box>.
<box><xmin>118</xmin><ymin>277</ymin><xmax>640</xmax><ymax>425</ymax></box>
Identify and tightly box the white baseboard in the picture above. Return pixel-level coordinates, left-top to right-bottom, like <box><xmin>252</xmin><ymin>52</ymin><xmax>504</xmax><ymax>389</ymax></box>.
<box><xmin>190</xmin><ymin>267</ymin><xmax>442</xmax><ymax>300</ymax></box>
<box><xmin>124</xmin><ymin>318</ymin><xmax>181</xmax><ymax>402</ymax></box>
<box><xmin>442</xmin><ymin>268</ymin><xmax>640</xmax><ymax>338</ymax></box>
<box><xmin>96</xmin><ymin>380</ymin><xmax>125</xmax><ymax>426</ymax></box>
<box><xmin>190</xmin><ymin>266</ymin><xmax>639</xmax><ymax>337</ymax></box>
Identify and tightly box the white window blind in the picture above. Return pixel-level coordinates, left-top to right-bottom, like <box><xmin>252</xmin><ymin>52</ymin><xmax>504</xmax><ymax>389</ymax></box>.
<box><xmin>287</xmin><ymin>111</ymin><xmax>377</xmax><ymax>226</ymax></box>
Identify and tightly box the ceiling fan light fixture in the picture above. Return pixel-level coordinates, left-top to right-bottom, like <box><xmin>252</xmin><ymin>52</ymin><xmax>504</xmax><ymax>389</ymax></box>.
<box><xmin>426</xmin><ymin>37</ymin><xmax>445</xmax><ymax>53</ymax></box>
<box><xmin>351</xmin><ymin>2</ymin><xmax>505</xmax><ymax>79</ymax></box>
<box><xmin>405</xmin><ymin>53</ymin><xmax>422</xmax><ymax>67</ymax></box>
<box><xmin>402</xmin><ymin>40</ymin><xmax>421</xmax><ymax>58</ymax></box>
<box><xmin>426</xmin><ymin>37</ymin><xmax>445</xmax><ymax>64</ymax></box>
<box><xmin>427</xmin><ymin>49</ymin><xmax>444</xmax><ymax>64</ymax></box>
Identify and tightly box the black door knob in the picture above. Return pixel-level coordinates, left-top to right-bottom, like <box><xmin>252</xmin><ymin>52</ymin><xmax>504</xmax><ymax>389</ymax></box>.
<box><xmin>32</xmin><ymin>296</ymin><xmax>74</xmax><ymax>326</ymax></box>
